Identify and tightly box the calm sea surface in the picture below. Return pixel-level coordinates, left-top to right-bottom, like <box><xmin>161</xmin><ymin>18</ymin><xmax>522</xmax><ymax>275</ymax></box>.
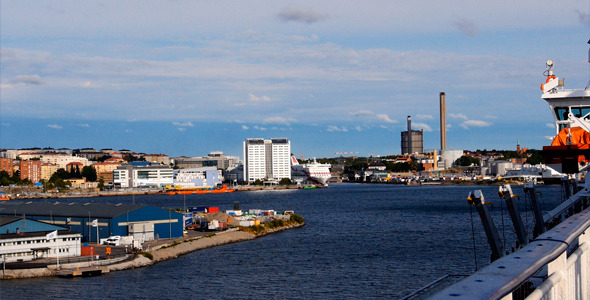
<box><xmin>1</xmin><ymin>183</ymin><xmax>564</xmax><ymax>299</ymax></box>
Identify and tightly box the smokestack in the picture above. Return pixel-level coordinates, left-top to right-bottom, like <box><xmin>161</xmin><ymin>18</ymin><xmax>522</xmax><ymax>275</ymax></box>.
<box><xmin>440</xmin><ymin>92</ymin><xmax>447</xmax><ymax>150</ymax></box>
<box><xmin>407</xmin><ymin>116</ymin><xmax>412</xmax><ymax>154</ymax></box>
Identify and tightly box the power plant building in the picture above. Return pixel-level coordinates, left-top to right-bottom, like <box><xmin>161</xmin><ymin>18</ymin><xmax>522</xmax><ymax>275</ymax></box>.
<box><xmin>401</xmin><ymin>116</ymin><xmax>424</xmax><ymax>154</ymax></box>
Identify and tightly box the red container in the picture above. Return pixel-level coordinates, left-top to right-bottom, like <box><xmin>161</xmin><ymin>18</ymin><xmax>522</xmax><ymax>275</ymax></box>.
<box><xmin>81</xmin><ymin>246</ymin><xmax>95</xmax><ymax>256</ymax></box>
<box><xmin>207</xmin><ymin>207</ymin><xmax>219</xmax><ymax>213</ymax></box>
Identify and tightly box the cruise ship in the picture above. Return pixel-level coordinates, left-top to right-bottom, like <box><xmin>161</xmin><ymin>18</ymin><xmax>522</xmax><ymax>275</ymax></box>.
<box><xmin>291</xmin><ymin>156</ymin><xmax>332</xmax><ymax>186</ymax></box>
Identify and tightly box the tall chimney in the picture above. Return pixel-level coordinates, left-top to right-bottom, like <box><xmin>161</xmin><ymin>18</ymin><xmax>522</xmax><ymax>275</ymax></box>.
<box><xmin>407</xmin><ymin>116</ymin><xmax>412</xmax><ymax>155</ymax></box>
<box><xmin>440</xmin><ymin>92</ymin><xmax>447</xmax><ymax>150</ymax></box>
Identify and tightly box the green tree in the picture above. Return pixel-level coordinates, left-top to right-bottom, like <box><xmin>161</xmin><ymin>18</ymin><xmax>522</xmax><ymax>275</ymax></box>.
<box><xmin>279</xmin><ymin>178</ymin><xmax>292</xmax><ymax>185</ymax></box>
<box><xmin>455</xmin><ymin>156</ymin><xmax>480</xmax><ymax>167</ymax></box>
<box><xmin>253</xmin><ymin>179</ymin><xmax>263</xmax><ymax>185</ymax></box>
<box><xmin>51</xmin><ymin>168</ymin><xmax>71</xmax><ymax>181</ymax></box>
<box><xmin>97</xmin><ymin>178</ymin><xmax>105</xmax><ymax>191</ymax></box>
<box><xmin>81</xmin><ymin>166</ymin><xmax>98</xmax><ymax>182</ymax></box>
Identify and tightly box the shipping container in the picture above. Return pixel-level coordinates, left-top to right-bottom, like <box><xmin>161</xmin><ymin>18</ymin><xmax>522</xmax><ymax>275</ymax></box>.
<box><xmin>81</xmin><ymin>246</ymin><xmax>95</xmax><ymax>256</ymax></box>
<box><xmin>207</xmin><ymin>207</ymin><xmax>219</xmax><ymax>213</ymax></box>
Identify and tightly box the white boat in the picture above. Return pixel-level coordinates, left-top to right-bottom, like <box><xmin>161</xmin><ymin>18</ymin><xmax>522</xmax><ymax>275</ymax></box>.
<box><xmin>540</xmin><ymin>55</ymin><xmax>590</xmax><ymax>178</ymax></box>
<box><xmin>291</xmin><ymin>156</ymin><xmax>332</xmax><ymax>186</ymax></box>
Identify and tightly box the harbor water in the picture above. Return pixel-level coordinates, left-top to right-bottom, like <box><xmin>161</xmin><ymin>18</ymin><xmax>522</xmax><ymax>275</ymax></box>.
<box><xmin>1</xmin><ymin>183</ymin><xmax>564</xmax><ymax>299</ymax></box>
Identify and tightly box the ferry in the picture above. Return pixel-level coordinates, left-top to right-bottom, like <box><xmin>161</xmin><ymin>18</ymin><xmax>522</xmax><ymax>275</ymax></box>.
<box><xmin>291</xmin><ymin>156</ymin><xmax>332</xmax><ymax>186</ymax></box>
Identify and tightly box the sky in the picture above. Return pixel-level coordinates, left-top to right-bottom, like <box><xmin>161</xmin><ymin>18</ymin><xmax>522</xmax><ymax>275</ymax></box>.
<box><xmin>1</xmin><ymin>1</ymin><xmax>590</xmax><ymax>159</ymax></box>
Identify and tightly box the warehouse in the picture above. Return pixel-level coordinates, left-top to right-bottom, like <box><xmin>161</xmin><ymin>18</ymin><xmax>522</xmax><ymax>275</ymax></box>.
<box><xmin>0</xmin><ymin>217</ymin><xmax>81</xmax><ymax>263</ymax></box>
<box><xmin>0</xmin><ymin>202</ymin><xmax>184</xmax><ymax>243</ymax></box>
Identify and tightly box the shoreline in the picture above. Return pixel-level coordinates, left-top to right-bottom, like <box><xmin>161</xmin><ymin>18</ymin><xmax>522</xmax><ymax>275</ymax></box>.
<box><xmin>2</xmin><ymin>222</ymin><xmax>305</xmax><ymax>280</ymax></box>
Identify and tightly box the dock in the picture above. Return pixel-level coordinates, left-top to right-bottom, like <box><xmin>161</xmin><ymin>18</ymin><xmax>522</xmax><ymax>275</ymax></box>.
<box><xmin>56</xmin><ymin>266</ymin><xmax>110</xmax><ymax>278</ymax></box>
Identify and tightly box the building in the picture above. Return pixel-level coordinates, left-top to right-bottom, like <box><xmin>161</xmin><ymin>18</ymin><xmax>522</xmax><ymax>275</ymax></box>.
<box><xmin>401</xmin><ymin>116</ymin><xmax>424</xmax><ymax>155</ymax></box>
<box><xmin>0</xmin><ymin>217</ymin><xmax>81</xmax><ymax>263</ymax></box>
<box><xmin>0</xmin><ymin>158</ymin><xmax>13</xmax><ymax>176</ymax></box>
<box><xmin>0</xmin><ymin>202</ymin><xmax>184</xmax><ymax>243</ymax></box>
<box><xmin>113</xmin><ymin>163</ymin><xmax>174</xmax><ymax>188</ymax></box>
<box><xmin>40</xmin><ymin>162</ymin><xmax>59</xmax><ymax>181</ymax></box>
<box><xmin>20</xmin><ymin>161</ymin><xmax>42</xmax><ymax>183</ymax></box>
<box><xmin>243</xmin><ymin>138</ymin><xmax>291</xmax><ymax>183</ymax></box>
<box><xmin>172</xmin><ymin>167</ymin><xmax>222</xmax><ymax>188</ymax></box>
<box><xmin>401</xmin><ymin>130</ymin><xmax>424</xmax><ymax>155</ymax></box>
<box><xmin>173</xmin><ymin>151</ymin><xmax>240</xmax><ymax>170</ymax></box>
<box><xmin>143</xmin><ymin>154</ymin><xmax>171</xmax><ymax>166</ymax></box>
<box><xmin>40</xmin><ymin>155</ymin><xmax>89</xmax><ymax>169</ymax></box>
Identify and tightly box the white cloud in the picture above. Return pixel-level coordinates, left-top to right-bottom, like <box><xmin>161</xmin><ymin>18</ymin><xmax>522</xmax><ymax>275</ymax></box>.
<box><xmin>412</xmin><ymin>122</ymin><xmax>433</xmax><ymax>132</ymax></box>
<box><xmin>1</xmin><ymin>123</ymin><xmax>10</xmax><ymax>126</ymax></box>
<box><xmin>416</xmin><ymin>114</ymin><xmax>433</xmax><ymax>120</ymax></box>
<box><xmin>172</xmin><ymin>121</ymin><xmax>194</xmax><ymax>127</ymax></box>
<box><xmin>327</xmin><ymin>125</ymin><xmax>348</xmax><ymax>132</ymax></box>
<box><xmin>277</xmin><ymin>7</ymin><xmax>326</xmax><ymax>24</ymax></box>
<box><xmin>263</xmin><ymin>117</ymin><xmax>295</xmax><ymax>124</ymax></box>
<box><xmin>242</xmin><ymin>125</ymin><xmax>250</xmax><ymax>130</ymax></box>
<box><xmin>47</xmin><ymin>124</ymin><xmax>62</xmax><ymax>129</ymax></box>
<box><xmin>460</xmin><ymin>120</ymin><xmax>492</xmax><ymax>129</ymax></box>
<box><xmin>376</xmin><ymin>114</ymin><xmax>397</xmax><ymax>123</ymax></box>
<box><xmin>177</xmin><ymin>127</ymin><xmax>186</xmax><ymax>132</ymax></box>
<box><xmin>449</xmin><ymin>113</ymin><xmax>468</xmax><ymax>120</ymax></box>
<box><xmin>77</xmin><ymin>123</ymin><xmax>90</xmax><ymax>127</ymax></box>
<box><xmin>253</xmin><ymin>125</ymin><xmax>267</xmax><ymax>131</ymax></box>
<box><xmin>350</xmin><ymin>110</ymin><xmax>375</xmax><ymax>117</ymax></box>
<box><xmin>546</xmin><ymin>123</ymin><xmax>555</xmax><ymax>128</ymax></box>
<box><xmin>249</xmin><ymin>93</ymin><xmax>271</xmax><ymax>102</ymax></box>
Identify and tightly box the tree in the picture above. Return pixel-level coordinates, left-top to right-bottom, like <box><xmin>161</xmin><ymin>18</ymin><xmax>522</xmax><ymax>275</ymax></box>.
<box><xmin>51</xmin><ymin>168</ymin><xmax>71</xmax><ymax>181</ymax></box>
<box><xmin>253</xmin><ymin>179</ymin><xmax>263</xmax><ymax>185</ymax></box>
<box><xmin>455</xmin><ymin>156</ymin><xmax>480</xmax><ymax>167</ymax></box>
<box><xmin>81</xmin><ymin>166</ymin><xmax>98</xmax><ymax>182</ymax></box>
<box><xmin>279</xmin><ymin>178</ymin><xmax>292</xmax><ymax>185</ymax></box>
<box><xmin>97</xmin><ymin>178</ymin><xmax>105</xmax><ymax>191</ymax></box>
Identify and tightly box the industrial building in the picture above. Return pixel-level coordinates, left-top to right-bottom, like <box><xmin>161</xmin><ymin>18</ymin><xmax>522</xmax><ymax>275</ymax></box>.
<box><xmin>0</xmin><ymin>202</ymin><xmax>184</xmax><ymax>244</ymax></box>
<box><xmin>173</xmin><ymin>167</ymin><xmax>222</xmax><ymax>188</ymax></box>
<box><xmin>243</xmin><ymin>138</ymin><xmax>291</xmax><ymax>183</ymax></box>
<box><xmin>173</xmin><ymin>151</ymin><xmax>240</xmax><ymax>170</ymax></box>
<box><xmin>401</xmin><ymin>116</ymin><xmax>424</xmax><ymax>155</ymax></box>
<box><xmin>0</xmin><ymin>217</ymin><xmax>81</xmax><ymax>263</ymax></box>
<box><xmin>113</xmin><ymin>163</ymin><xmax>174</xmax><ymax>188</ymax></box>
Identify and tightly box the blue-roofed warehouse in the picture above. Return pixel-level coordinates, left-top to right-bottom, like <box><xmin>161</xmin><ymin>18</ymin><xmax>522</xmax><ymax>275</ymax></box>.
<box><xmin>0</xmin><ymin>202</ymin><xmax>183</xmax><ymax>243</ymax></box>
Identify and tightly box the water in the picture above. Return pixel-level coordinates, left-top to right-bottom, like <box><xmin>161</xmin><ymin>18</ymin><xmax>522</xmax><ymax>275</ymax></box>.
<box><xmin>1</xmin><ymin>183</ymin><xmax>564</xmax><ymax>299</ymax></box>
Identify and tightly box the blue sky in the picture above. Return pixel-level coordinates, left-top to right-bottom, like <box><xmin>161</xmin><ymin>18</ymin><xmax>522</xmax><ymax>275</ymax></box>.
<box><xmin>1</xmin><ymin>1</ymin><xmax>589</xmax><ymax>158</ymax></box>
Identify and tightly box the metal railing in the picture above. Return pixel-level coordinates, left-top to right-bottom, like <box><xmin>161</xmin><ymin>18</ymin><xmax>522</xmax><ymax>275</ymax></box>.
<box><xmin>432</xmin><ymin>206</ymin><xmax>590</xmax><ymax>299</ymax></box>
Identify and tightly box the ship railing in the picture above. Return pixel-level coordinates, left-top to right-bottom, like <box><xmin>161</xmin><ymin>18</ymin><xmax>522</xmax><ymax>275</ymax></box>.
<box><xmin>432</xmin><ymin>206</ymin><xmax>590</xmax><ymax>299</ymax></box>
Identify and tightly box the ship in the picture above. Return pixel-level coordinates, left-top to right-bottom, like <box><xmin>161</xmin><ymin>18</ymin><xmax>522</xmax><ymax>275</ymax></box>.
<box><xmin>168</xmin><ymin>185</ymin><xmax>234</xmax><ymax>195</ymax></box>
<box><xmin>291</xmin><ymin>156</ymin><xmax>332</xmax><ymax>186</ymax></box>
<box><xmin>540</xmin><ymin>56</ymin><xmax>590</xmax><ymax>179</ymax></box>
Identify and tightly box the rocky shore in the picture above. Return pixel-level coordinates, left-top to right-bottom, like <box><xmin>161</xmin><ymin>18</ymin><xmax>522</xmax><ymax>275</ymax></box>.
<box><xmin>2</xmin><ymin>223</ymin><xmax>305</xmax><ymax>280</ymax></box>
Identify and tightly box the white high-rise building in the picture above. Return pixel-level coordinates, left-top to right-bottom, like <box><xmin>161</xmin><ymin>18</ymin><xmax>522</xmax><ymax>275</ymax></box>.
<box><xmin>243</xmin><ymin>138</ymin><xmax>291</xmax><ymax>183</ymax></box>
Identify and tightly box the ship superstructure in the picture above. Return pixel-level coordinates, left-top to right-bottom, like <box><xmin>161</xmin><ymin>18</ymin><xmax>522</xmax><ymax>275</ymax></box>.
<box><xmin>541</xmin><ymin>58</ymin><xmax>590</xmax><ymax>175</ymax></box>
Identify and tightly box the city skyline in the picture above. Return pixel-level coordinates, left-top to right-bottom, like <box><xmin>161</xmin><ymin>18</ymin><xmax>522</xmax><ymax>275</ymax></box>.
<box><xmin>1</xmin><ymin>1</ymin><xmax>589</xmax><ymax>157</ymax></box>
